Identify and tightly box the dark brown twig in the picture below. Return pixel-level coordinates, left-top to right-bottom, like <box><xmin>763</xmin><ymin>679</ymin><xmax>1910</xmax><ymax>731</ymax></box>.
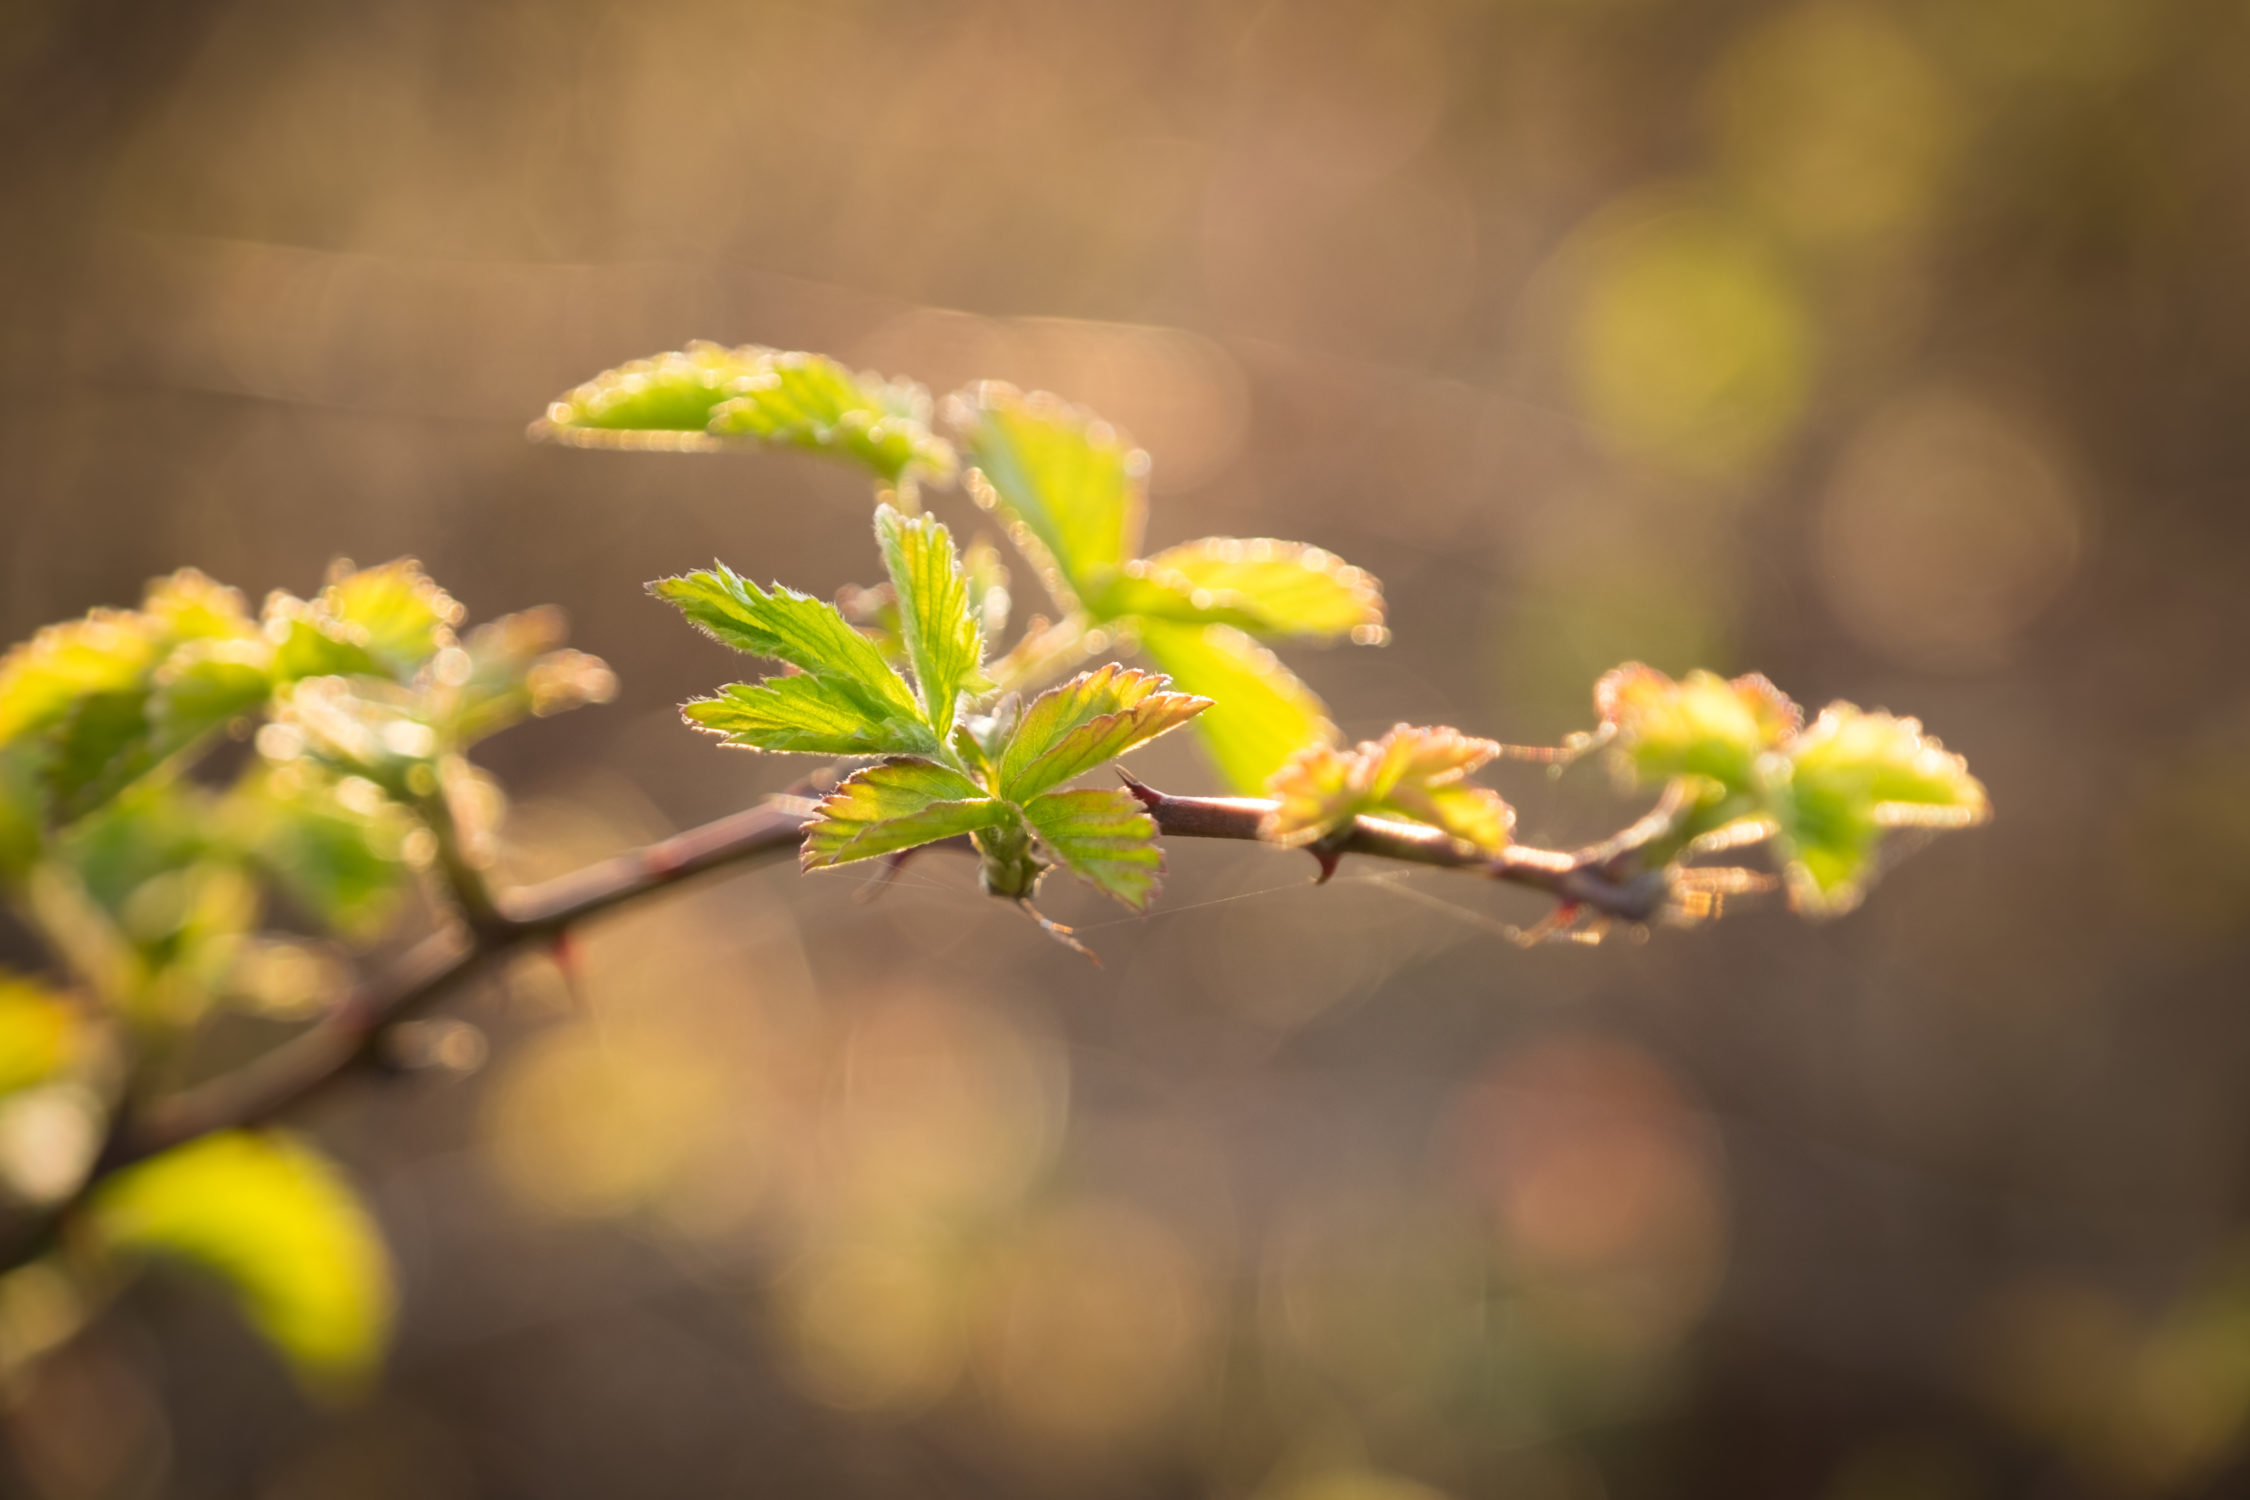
<box><xmin>5</xmin><ymin>781</ymin><xmax>1673</xmax><ymax>1273</ymax></box>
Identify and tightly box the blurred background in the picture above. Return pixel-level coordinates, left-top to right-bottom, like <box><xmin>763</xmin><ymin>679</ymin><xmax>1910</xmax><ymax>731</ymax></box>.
<box><xmin>5</xmin><ymin>0</ymin><xmax>2250</xmax><ymax>1495</ymax></box>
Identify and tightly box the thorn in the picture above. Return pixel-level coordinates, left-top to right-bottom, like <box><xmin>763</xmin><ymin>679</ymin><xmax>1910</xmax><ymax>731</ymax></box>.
<box><xmin>1308</xmin><ymin>842</ymin><xmax>1343</xmax><ymax>885</ymax></box>
<box><xmin>1016</xmin><ymin>900</ymin><xmax>1101</xmax><ymax>965</ymax></box>
<box><xmin>1116</xmin><ymin>768</ymin><xmax>1161</xmax><ymax>811</ymax></box>
<box><xmin>1510</xmin><ymin>902</ymin><xmax>1583</xmax><ymax>949</ymax></box>
<box><xmin>550</xmin><ymin>930</ymin><xmax>587</xmax><ymax>1013</ymax></box>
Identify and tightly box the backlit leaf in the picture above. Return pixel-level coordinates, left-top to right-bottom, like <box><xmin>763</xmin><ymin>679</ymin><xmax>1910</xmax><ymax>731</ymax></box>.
<box><xmin>434</xmin><ymin>606</ymin><xmax>616</xmax><ymax>746</ymax></box>
<box><xmin>534</xmin><ymin>344</ymin><xmax>956</xmax><ymax>485</ymax></box>
<box><xmin>801</xmin><ymin>759</ymin><xmax>1011</xmax><ymax>869</ymax></box>
<box><xmin>1105</xmin><ymin>538</ymin><xmax>1386</xmax><ymax>640</ymax></box>
<box><xmin>1265</xmin><ymin>725</ymin><xmax>1514</xmax><ymax>853</ymax></box>
<box><xmin>532</xmin><ymin>342</ymin><xmax>770</xmax><ymax>446</ymax></box>
<box><xmin>1021</xmin><ymin>787</ymin><xmax>1164</xmax><ymax>911</ymax></box>
<box><xmin>1768</xmin><ymin>704</ymin><xmax>1989</xmax><ymax>914</ymax></box>
<box><xmin>316</xmin><ymin>560</ymin><xmax>464</xmax><ymax>683</ymax></box>
<box><xmin>653</xmin><ymin>564</ymin><xmax>928</xmax><ymax>755</ymax></box>
<box><xmin>707</xmin><ymin>350</ymin><xmax>956</xmax><ymax>486</ymax></box>
<box><xmin>996</xmin><ymin>663</ymin><xmax>1208</xmax><ymax>802</ymax></box>
<box><xmin>0</xmin><ymin>977</ymin><xmax>79</xmax><ymax>1098</ymax></box>
<box><xmin>1596</xmin><ymin>663</ymin><xmax>1801</xmax><ymax>796</ymax></box>
<box><xmin>949</xmin><ymin>383</ymin><xmax>1145</xmax><ymax>609</ymax></box>
<box><xmin>88</xmin><ymin>1131</ymin><xmax>394</xmax><ymax>1391</ymax></box>
<box><xmin>875</xmin><ymin>504</ymin><xmax>981</xmax><ymax>742</ymax></box>
<box><xmin>226</xmin><ymin>766</ymin><xmax>410</xmax><ymax>938</ymax></box>
<box><xmin>683</xmin><ymin>675</ymin><xmax>937</xmax><ymax>757</ymax></box>
<box><xmin>1136</xmin><ymin>621</ymin><xmax>1334</xmax><ymax>794</ymax></box>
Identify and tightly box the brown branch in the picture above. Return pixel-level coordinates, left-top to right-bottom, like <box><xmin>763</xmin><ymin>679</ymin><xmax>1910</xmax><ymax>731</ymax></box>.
<box><xmin>3</xmin><ymin>779</ymin><xmax>1676</xmax><ymax>1274</ymax></box>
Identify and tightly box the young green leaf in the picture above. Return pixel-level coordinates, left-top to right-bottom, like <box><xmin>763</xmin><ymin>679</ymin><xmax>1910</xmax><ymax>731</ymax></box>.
<box><xmin>684</xmin><ymin>675</ymin><xmax>938</xmax><ymax>757</ymax></box>
<box><xmin>1265</xmin><ymin>725</ymin><xmax>1515</xmax><ymax>853</ymax></box>
<box><xmin>652</xmin><ymin>563</ymin><xmax>930</xmax><ymax>752</ymax></box>
<box><xmin>800</xmin><ymin>759</ymin><xmax>1011</xmax><ymax>869</ymax></box>
<box><xmin>949</xmin><ymin>383</ymin><xmax>1146</xmax><ymax>609</ymax></box>
<box><xmin>87</xmin><ymin>1130</ymin><xmax>394</xmax><ymax>1392</ymax></box>
<box><xmin>1135</xmin><ymin>621</ymin><xmax>1335</xmax><ymax>794</ymax></box>
<box><xmin>432</xmin><ymin>606</ymin><xmax>616</xmax><ymax>746</ymax></box>
<box><xmin>995</xmin><ymin>664</ymin><xmax>1209</xmax><ymax>802</ymax></box>
<box><xmin>225</xmin><ymin>766</ymin><xmax>411</xmax><ymax>939</ymax></box>
<box><xmin>320</xmin><ymin>561</ymin><xmax>463</xmax><ymax>682</ymax></box>
<box><xmin>1768</xmin><ymin>705</ymin><xmax>1989</xmax><ymax>914</ymax></box>
<box><xmin>1595</xmin><ymin>663</ymin><xmax>1802</xmax><ymax>797</ymax></box>
<box><xmin>0</xmin><ymin>610</ymin><xmax>165</xmax><ymax>749</ymax></box>
<box><xmin>874</xmin><ymin>504</ymin><xmax>981</xmax><ymax>742</ymax></box>
<box><xmin>0</xmin><ymin>976</ymin><xmax>80</xmax><ymax>1098</ymax></box>
<box><xmin>1104</xmin><ymin>538</ymin><xmax>1386</xmax><ymax>640</ymax></box>
<box><xmin>532</xmin><ymin>342</ymin><xmax>772</xmax><ymax>448</ymax></box>
<box><xmin>1021</xmin><ymin>787</ymin><xmax>1164</xmax><ymax>911</ymax></box>
<box><xmin>706</xmin><ymin>350</ymin><xmax>957</xmax><ymax>487</ymax></box>
<box><xmin>533</xmin><ymin>344</ymin><xmax>956</xmax><ymax>485</ymax></box>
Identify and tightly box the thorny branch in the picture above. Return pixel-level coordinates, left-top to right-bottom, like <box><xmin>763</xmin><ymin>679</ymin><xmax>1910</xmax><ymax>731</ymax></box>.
<box><xmin>3</xmin><ymin>780</ymin><xmax>1679</xmax><ymax>1273</ymax></box>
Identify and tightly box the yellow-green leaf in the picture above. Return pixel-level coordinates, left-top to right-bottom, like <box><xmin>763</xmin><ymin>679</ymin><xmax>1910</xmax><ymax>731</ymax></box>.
<box><xmin>1021</xmin><ymin>787</ymin><xmax>1164</xmax><ymax>911</ymax></box>
<box><xmin>1136</xmin><ymin>621</ymin><xmax>1334</xmax><ymax>794</ymax></box>
<box><xmin>652</xmin><ymin>564</ymin><xmax>929</xmax><ymax>755</ymax></box>
<box><xmin>683</xmin><ymin>675</ymin><xmax>936</xmax><ymax>757</ymax></box>
<box><xmin>533</xmin><ymin>344</ymin><xmax>956</xmax><ymax>486</ymax></box>
<box><xmin>225</xmin><ymin>766</ymin><xmax>410</xmax><ymax>938</ymax></box>
<box><xmin>996</xmin><ymin>663</ymin><xmax>1208</xmax><ymax>802</ymax></box>
<box><xmin>532</xmin><ymin>342</ymin><xmax>771</xmax><ymax>446</ymax></box>
<box><xmin>0</xmin><ymin>977</ymin><xmax>79</xmax><ymax>1098</ymax></box>
<box><xmin>707</xmin><ymin>350</ymin><xmax>955</xmax><ymax>486</ymax></box>
<box><xmin>88</xmin><ymin>1131</ymin><xmax>394</xmax><ymax>1391</ymax></box>
<box><xmin>874</xmin><ymin>504</ymin><xmax>981</xmax><ymax>742</ymax></box>
<box><xmin>1595</xmin><ymin>662</ymin><xmax>1802</xmax><ymax>796</ymax></box>
<box><xmin>1769</xmin><ymin>704</ymin><xmax>1989</xmax><ymax>914</ymax></box>
<box><xmin>1105</xmin><ymin>538</ymin><xmax>1386</xmax><ymax>640</ymax></box>
<box><xmin>950</xmin><ymin>383</ymin><xmax>1145</xmax><ymax>610</ymax></box>
<box><xmin>1264</xmin><ymin>725</ymin><xmax>1514</xmax><ymax>853</ymax></box>
<box><xmin>800</xmin><ymin>759</ymin><xmax>1011</xmax><ymax>869</ymax></box>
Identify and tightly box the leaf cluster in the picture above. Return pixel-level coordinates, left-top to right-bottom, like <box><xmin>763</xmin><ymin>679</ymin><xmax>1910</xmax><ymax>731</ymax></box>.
<box><xmin>0</xmin><ymin>559</ymin><xmax>613</xmax><ymax>1387</ymax></box>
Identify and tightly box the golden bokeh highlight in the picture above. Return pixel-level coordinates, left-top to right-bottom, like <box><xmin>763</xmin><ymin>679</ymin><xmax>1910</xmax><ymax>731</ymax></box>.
<box><xmin>1966</xmin><ymin>1258</ymin><xmax>2250</xmax><ymax>1493</ymax></box>
<box><xmin>1815</xmin><ymin>388</ymin><xmax>2084</xmax><ymax>671</ymax></box>
<box><xmin>481</xmin><ymin>1021</ymin><xmax>741</xmax><ymax>1222</ymax></box>
<box><xmin>1561</xmin><ymin>193</ymin><xmax>1815</xmax><ymax>481</ymax></box>
<box><xmin>977</xmin><ymin>1200</ymin><xmax>1211</xmax><ymax>1446</ymax></box>
<box><xmin>1710</xmin><ymin>3</ymin><xmax>1959</xmax><ymax>250</ymax></box>
<box><xmin>811</xmin><ymin>992</ymin><xmax>1065</xmax><ymax>1233</ymax></box>
<box><xmin>1443</xmin><ymin>1037</ymin><xmax>1726</xmax><ymax>1362</ymax></box>
<box><xmin>778</xmin><ymin>1237</ymin><xmax>973</xmax><ymax>1415</ymax></box>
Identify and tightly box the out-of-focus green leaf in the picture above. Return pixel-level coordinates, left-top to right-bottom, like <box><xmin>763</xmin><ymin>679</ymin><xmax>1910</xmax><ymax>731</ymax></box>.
<box><xmin>653</xmin><ymin>564</ymin><xmax>930</xmax><ymax>754</ymax></box>
<box><xmin>800</xmin><ymin>759</ymin><xmax>1009</xmax><ymax>869</ymax></box>
<box><xmin>875</xmin><ymin>504</ymin><xmax>981</xmax><ymax>742</ymax></box>
<box><xmin>1264</xmin><ymin>725</ymin><xmax>1515</xmax><ymax>854</ymax></box>
<box><xmin>318</xmin><ymin>561</ymin><xmax>463</xmax><ymax>684</ymax></box>
<box><xmin>1596</xmin><ymin>663</ymin><xmax>1801</xmax><ymax>797</ymax></box>
<box><xmin>151</xmin><ymin>641</ymin><xmax>272</xmax><ymax>746</ymax></box>
<box><xmin>431</xmin><ymin>607</ymin><xmax>615</xmax><ymax>746</ymax></box>
<box><xmin>141</xmin><ymin>569</ymin><xmax>256</xmax><ymax>644</ymax></box>
<box><xmin>1021</xmin><ymin>787</ymin><xmax>1164</xmax><ymax>910</ymax></box>
<box><xmin>226</xmin><ymin>766</ymin><xmax>410</xmax><ymax>938</ymax></box>
<box><xmin>533</xmin><ymin>342</ymin><xmax>770</xmax><ymax>445</ymax></box>
<box><xmin>684</xmin><ymin>675</ymin><xmax>938</xmax><ymax>757</ymax></box>
<box><xmin>0</xmin><ymin>977</ymin><xmax>79</xmax><ymax>1098</ymax></box>
<box><xmin>271</xmin><ymin>678</ymin><xmax>440</xmax><ymax>801</ymax></box>
<box><xmin>0</xmin><ymin>612</ymin><xmax>164</xmax><ymax>750</ymax></box>
<box><xmin>1767</xmin><ymin>704</ymin><xmax>1989</xmax><ymax>914</ymax></box>
<box><xmin>1103</xmin><ymin>539</ymin><xmax>1387</xmax><ymax>640</ymax></box>
<box><xmin>707</xmin><ymin>350</ymin><xmax>956</xmax><ymax>486</ymax></box>
<box><xmin>949</xmin><ymin>383</ymin><xmax>1145</xmax><ymax>610</ymax></box>
<box><xmin>996</xmin><ymin>663</ymin><xmax>1208</xmax><ymax>802</ymax></box>
<box><xmin>963</xmin><ymin>539</ymin><xmax>1012</xmax><ymax>642</ymax></box>
<box><xmin>0</xmin><ymin>743</ymin><xmax>43</xmax><ymax>881</ymax></box>
<box><xmin>1136</xmin><ymin>622</ymin><xmax>1334</xmax><ymax>794</ymax></box>
<box><xmin>87</xmin><ymin>1131</ymin><xmax>394</xmax><ymax>1392</ymax></box>
<box><xmin>534</xmin><ymin>344</ymin><xmax>956</xmax><ymax>486</ymax></box>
